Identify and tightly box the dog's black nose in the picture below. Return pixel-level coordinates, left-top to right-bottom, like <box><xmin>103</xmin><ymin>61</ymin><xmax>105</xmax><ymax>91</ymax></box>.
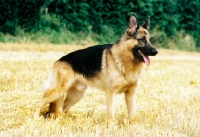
<box><xmin>151</xmin><ymin>49</ymin><xmax>158</xmax><ymax>56</ymax></box>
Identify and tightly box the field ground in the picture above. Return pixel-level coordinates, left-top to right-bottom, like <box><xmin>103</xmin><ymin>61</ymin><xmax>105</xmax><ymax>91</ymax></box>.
<box><xmin>0</xmin><ymin>43</ymin><xmax>200</xmax><ymax>137</ymax></box>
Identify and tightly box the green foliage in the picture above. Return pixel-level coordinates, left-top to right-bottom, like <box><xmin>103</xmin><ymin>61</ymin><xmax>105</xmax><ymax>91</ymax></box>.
<box><xmin>0</xmin><ymin>0</ymin><xmax>18</xmax><ymax>35</ymax></box>
<box><xmin>0</xmin><ymin>33</ymin><xmax>5</xmax><ymax>42</ymax></box>
<box><xmin>0</xmin><ymin>0</ymin><xmax>199</xmax><ymax>50</ymax></box>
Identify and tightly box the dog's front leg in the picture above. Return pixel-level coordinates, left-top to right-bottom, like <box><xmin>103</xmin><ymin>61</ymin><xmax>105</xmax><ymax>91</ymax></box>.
<box><xmin>125</xmin><ymin>84</ymin><xmax>138</xmax><ymax>120</ymax></box>
<box><xmin>106</xmin><ymin>91</ymin><xmax>116</xmax><ymax>119</ymax></box>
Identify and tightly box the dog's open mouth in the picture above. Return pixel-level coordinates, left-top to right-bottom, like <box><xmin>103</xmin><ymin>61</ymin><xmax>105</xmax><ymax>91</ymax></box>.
<box><xmin>138</xmin><ymin>50</ymin><xmax>150</xmax><ymax>66</ymax></box>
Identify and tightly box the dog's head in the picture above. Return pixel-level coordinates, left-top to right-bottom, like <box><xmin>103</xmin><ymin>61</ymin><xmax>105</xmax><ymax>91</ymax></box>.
<box><xmin>125</xmin><ymin>14</ymin><xmax>157</xmax><ymax>66</ymax></box>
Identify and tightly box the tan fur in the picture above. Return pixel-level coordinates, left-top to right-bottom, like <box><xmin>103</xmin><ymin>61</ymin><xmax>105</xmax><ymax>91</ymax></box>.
<box><xmin>33</xmin><ymin>16</ymin><xmax>156</xmax><ymax>120</ymax></box>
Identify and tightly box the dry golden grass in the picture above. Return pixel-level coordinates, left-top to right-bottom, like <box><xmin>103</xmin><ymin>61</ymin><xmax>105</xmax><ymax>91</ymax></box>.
<box><xmin>0</xmin><ymin>43</ymin><xmax>200</xmax><ymax>137</ymax></box>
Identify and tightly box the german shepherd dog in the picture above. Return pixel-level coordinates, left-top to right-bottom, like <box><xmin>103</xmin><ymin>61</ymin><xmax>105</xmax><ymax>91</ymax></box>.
<box><xmin>33</xmin><ymin>14</ymin><xmax>157</xmax><ymax>120</ymax></box>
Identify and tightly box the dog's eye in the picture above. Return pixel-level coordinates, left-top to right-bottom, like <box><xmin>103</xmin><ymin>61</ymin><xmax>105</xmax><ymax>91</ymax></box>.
<box><xmin>138</xmin><ymin>38</ymin><xmax>146</xmax><ymax>43</ymax></box>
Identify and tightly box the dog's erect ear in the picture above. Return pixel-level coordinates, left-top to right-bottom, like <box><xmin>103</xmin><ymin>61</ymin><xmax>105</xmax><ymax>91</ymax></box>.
<box><xmin>141</xmin><ymin>16</ymin><xmax>150</xmax><ymax>30</ymax></box>
<box><xmin>127</xmin><ymin>14</ymin><xmax>138</xmax><ymax>35</ymax></box>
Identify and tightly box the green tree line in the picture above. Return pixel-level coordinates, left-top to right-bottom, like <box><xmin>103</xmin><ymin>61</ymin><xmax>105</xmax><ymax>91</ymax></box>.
<box><xmin>0</xmin><ymin>0</ymin><xmax>199</xmax><ymax>50</ymax></box>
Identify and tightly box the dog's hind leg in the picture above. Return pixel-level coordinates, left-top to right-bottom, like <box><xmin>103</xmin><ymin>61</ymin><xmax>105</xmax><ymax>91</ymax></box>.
<box><xmin>63</xmin><ymin>81</ymin><xmax>87</xmax><ymax>114</ymax></box>
<box><xmin>33</xmin><ymin>62</ymin><xmax>74</xmax><ymax>120</ymax></box>
<box><xmin>33</xmin><ymin>89</ymin><xmax>62</xmax><ymax>119</ymax></box>
<box><xmin>47</xmin><ymin>95</ymin><xmax>66</xmax><ymax>118</ymax></box>
<box><xmin>33</xmin><ymin>85</ymin><xmax>70</xmax><ymax>120</ymax></box>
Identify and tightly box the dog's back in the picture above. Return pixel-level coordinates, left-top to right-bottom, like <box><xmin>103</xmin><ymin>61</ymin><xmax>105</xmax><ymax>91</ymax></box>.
<box><xmin>58</xmin><ymin>44</ymin><xmax>112</xmax><ymax>78</ymax></box>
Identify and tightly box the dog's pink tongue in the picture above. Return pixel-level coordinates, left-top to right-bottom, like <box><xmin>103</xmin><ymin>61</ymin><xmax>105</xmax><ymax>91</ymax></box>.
<box><xmin>140</xmin><ymin>51</ymin><xmax>150</xmax><ymax>66</ymax></box>
<box><xmin>143</xmin><ymin>55</ymin><xmax>150</xmax><ymax>66</ymax></box>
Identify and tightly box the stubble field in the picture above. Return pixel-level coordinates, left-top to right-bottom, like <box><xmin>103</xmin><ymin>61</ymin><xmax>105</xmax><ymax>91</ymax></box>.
<box><xmin>0</xmin><ymin>43</ymin><xmax>200</xmax><ymax>137</ymax></box>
